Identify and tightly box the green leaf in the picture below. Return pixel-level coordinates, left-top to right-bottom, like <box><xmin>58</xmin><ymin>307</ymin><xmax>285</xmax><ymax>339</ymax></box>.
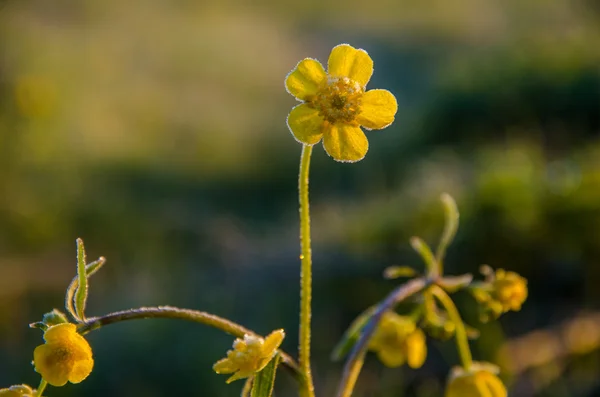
<box><xmin>250</xmin><ymin>354</ymin><xmax>280</xmax><ymax>397</ymax></box>
<box><xmin>331</xmin><ymin>306</ymin><xmax>376</xmax><ymax>361</ymax></box>
<box><xmin>435</xmin><ymin>193</ymin><xmax>459</xmax><ymax>271</ymax></box>
<box><xmin>74</xmin><ymin>238</ymin><xmax>89</xmax><ymax>321</ymax></box>
<box><xmin>65</xmin><ymin>255</ymin><xmax>106</xmax><ymax>322</ymax></box>
<box><xmin>410</xmin><ymin>237</ymin><xmax>437</xmax><ymax>275</ymax></box>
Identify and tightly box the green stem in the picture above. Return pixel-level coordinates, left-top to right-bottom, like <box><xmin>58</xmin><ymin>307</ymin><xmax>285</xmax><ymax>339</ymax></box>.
<box><xmin>78</xmin><ymin>306</ymin><xmax>303</xmax><ymax>385</ymax></box>
<box><xmin>298</xmin><ymin>144</ymin><xmax>316</xmax><ymax>397</ymax></box>
<box><xmin>35</xmin><ymin>379</ymin><xmax>47</xmax><ymax>397</ymax></box>
<box><xmin>431</xmin><ymin>285</ymin><xmax>473</xmax><ymax>370</ymax></box>
<box><xmin>336</xmin><ymin>277</ymin><xmax>430</xmax><ymax>397</ymax></box>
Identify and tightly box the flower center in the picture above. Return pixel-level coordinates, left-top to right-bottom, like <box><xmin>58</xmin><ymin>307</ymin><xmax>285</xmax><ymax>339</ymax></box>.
<box><xmin>311</xmin><ymin>77</ymin><xmax>363</xmax><ymax>124</ymax></box>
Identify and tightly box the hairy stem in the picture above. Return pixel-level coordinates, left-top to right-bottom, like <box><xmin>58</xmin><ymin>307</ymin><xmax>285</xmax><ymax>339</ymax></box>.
<box><xmin>78</xmin><ymin>306</ymin><xmax>303</xmax><ymax>384</ymax></box>
<box><xmin>336</xmin><ymin>277</ymin><xmax>430</xmax><ymax>397</ymax></box>
<box><xmin>431</xmin><ymin>285</ymin><xmax>473</xmax><ymax>370</ymax></box>
<box><xmin>35</xmin><ymin>379</ymin><xmax>47</xmax><ymax>397</ymax></box>
<box><xmin>298</xmin><ymin>144</ymin><xmax>316</xmax><ymax>397</ymax></box>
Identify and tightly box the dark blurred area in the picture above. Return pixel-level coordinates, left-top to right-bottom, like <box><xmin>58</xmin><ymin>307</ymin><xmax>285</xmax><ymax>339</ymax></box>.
<box><xmin>1</xmin><ymin>0</ymin><xmax>599</xmax><ymax>396</ymax></box>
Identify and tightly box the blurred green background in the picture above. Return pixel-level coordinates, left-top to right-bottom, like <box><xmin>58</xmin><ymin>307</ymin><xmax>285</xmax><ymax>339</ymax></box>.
<box><xmin>1</xmin><ymin>0</ymin><xmax>599</xmax><ymax>396</ymax></box>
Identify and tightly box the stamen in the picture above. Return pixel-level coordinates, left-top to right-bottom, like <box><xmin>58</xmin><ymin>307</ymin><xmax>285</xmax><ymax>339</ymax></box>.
<box><xmin>310</xmin><ymin>77</ymin><xmax>363</xmax><ymax>124</ymax></box>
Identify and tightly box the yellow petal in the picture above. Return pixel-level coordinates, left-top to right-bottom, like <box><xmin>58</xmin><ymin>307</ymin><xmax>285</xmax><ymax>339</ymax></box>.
<box><xmin>357</xmin><ymin>89</ymin><xmax>397</xmax><ymax>130</ymax></box>
<box><xmin>262</xmin><ymin>329</ymin><xmax>285</xmax><ymax>356</ymax></box>
<box><xmin>327</xmin><ymin>44</ymin><xmax>373</xmax><ymax>88</ymax></box>
<box><xmin>226</xmin><ymin>369</ymin><xmax>254</xmax><ymax>384</ymax></box>
<box><xmin>376</xmin><ymin>347</ymin><xmax>406</xmax><ymax>368</ymax></box>
<box><xmin>43</xmin><ymin>323</ymin><xmax>77</xmax><ymax>343</ymax></box>
<box><xmin>322</xmin><ymin>123</ymin><xmax>368</xmax><ymax>162</ymax></box>
<box><xmin>478</xmin><ymin>372</ymin><xmax>507</xmax><ymax>397</ymax></box>
<box><xmin>68</xmin><ymin>358</ymin><xmax>94</xmax><ymax>384</ymax></box>
<box><xmin>285</xmin><ymin>58</ymin><xmax>327</xmax><ymax>101</ymax></box>
<box><xmin>213</xmin><ymin>358</ymin><xmax>238</xmax><ymax>374</ymax></box>
<box><xmin>287</xmin><ymin>104</ymin><xmax>325</xmax><ymax>145</ymax></box>
<box><xmin>33</xmin><ymin>345</ymin><xmax>71</xmax><ymax>387</ymax></box>
<box><xmin>406</xmin><ymin>330</ymin><xmax>427</xmax><ymax>369</ymax></box>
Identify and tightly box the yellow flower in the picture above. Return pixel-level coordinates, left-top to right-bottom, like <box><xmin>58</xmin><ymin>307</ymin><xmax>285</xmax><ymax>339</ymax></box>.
<box><xmin>33</xmin><ymin>323</ymin><xmax>94</xmax><ymax>387</ymax></box>
<box><xmin>285</xmin><ymin>44</ymin><xmax>398</xmax><ymax>162</ymax></box>
<box><xmin>445</xmin><ymin>362</ymin><xmax>507</xmax><ymax>397</ymax></box>
<box><xmin>213</xmin><ymin>329</ymin><xmax>285</xmax><ymax>383</ymax></box>
<box><xmin>0</xmin><ymin>385</ymin><xmax>35</xmax><ymax>397</ymax></box>
<box><xmin>368</xmin><ymin>311</ymin><xmax>427</xmax><ymax>368</ymax></box>
<box><xmin>492</xmin><ymin>269</ymin><xmax>528</xmax><ymax>312</ymax></box>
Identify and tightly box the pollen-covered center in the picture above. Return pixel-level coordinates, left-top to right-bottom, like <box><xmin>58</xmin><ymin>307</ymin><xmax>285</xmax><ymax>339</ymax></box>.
<box><xmin>311</xmin><ymin>76</ymin><xmax>363</xmax><ymax>124</ymax></box>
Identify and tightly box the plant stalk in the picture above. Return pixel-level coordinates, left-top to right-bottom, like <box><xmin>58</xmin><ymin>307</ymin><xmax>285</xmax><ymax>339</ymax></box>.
<box><xmin>298</xmin><ymin>144</ymin><xmax>316</xmax><ymax>397</ymax></box>
<box><xmin>35</xmin><ymin>379</ymin><xmax>47</xmax><ymax>397</ymax></box>
<box><xmin>431</xmin><ymin>285</ymin><xmax>473</xmax><ymax>370</ymax></box>
<box><xmin>78</xmin><ymin>306</ymin><xmax>303</xmax><ymax>385</ymax></box>
<box><xmin>336</xmin><ymin>277</ymin><xmax>430</xmax><ymax>397</ymax></box>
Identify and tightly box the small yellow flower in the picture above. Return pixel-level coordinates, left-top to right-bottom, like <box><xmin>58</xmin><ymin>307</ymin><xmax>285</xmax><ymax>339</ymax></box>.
<box><xmin>368</xmin><ymin>311</ymin><xmax>427</xmax><ymax>368</ymax></box>
<box><xmin>492</xmin><ymin>269</ymin><xmax>528</xmax><ymax>312</ymax></box>
<box><xmin>445</xmin><ymin>362</ymin><xmax>507</xmax><ymax>397</ymax></box>
<box><xmin>285</xmin><ymin>44</ymin><xmax>398</xmax><ymax>162</ymax></box>
<box><xmin>0</xmin><ymin>385</ymin><xmax>35</xmax><ymax>397</ymax></box>
<box><xmin>213</xmin><ymin>329</ymin><xmax>285</xmax><ymax>383</ymax></box>
<box><xmin>33</xmin><ymin>323</ymin><xmax>94</xmax><ymax>387</ymax></box>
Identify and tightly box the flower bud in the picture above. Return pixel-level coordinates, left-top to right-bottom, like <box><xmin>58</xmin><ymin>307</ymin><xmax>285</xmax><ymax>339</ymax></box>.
<box><xmin>368</xmin><ymin>311</ymin><xmax>427</xmax><ymax>368</ymax></box>
<box><xmin>445</xmin><ymin>362</ymin><xmax>507</xmax><ymax>397</ymax></box>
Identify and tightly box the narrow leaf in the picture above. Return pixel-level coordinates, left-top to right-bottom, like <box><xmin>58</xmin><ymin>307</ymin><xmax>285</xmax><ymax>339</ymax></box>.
<box><xmin>435</xmin><ymin>193</ymin><xmax>459</xmax><ymax>270</ymax></box>
<box><xmin>331</xmin><ymin>306</ymin><xmax>376</xmax><ymax>361</ymax></box>
<box><xmin>74</xmin><ymin>238</ymin><xmax>88</xmax><ymax>321</ymax></box>
<box><xmin>250</xmin><ymin>354</ymin><xmax>280</xmax><ymax>397</ymax></box>
<box><xmin>410</xmin><ymin>237</ymin><xmax>438</xmax><ymax>276</ymax></box>
<box><xmin>65</xmin><ymin>256</ymin><xmax>106</xmax><ymax>322</ymax></box>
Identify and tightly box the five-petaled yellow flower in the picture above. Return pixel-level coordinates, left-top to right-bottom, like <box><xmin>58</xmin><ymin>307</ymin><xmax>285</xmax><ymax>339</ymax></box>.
<box><xmin>213</xmin><ymin>329</ymin><xmax>285</xmax><ymax>383</ymax></box>
<box><xmin>285</xmin><ymin>44</ymin><xmax>398</xmax><ymax>162</ymax></box>
<box><xmin>33</xmin><ymin>323</ymin><xmax>94</xmax><ymax>387</ymax></box>
<box><xmin>0</xmin><ymin>385</ymin><xmax>36</xmax><ymax>397</ymax></box>
<box><xmin>368</xmin><ymin>311</ymin><xmax>427</xmax><ymax>368</ymax></box>
<box><xmin>445</xmin><ymin>362</ymin><xmax>507</xmax><ymax>397</ymax></box>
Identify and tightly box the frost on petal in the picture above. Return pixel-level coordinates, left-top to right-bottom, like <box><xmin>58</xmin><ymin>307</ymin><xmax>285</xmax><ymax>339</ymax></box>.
<box><xmin>226</xmin><ymin>370</ymin><xmax>254</xmax><ymax>384</ymax></box>
<box><xmin>213</xmin><ymin>358</ymin><xmax>238</xmax><ymax>374</ymax></box>
<box><xmin>322</xmin><ymin>123</ymin><xmax>368</xmax><ymax>163</ymax></box>
<box><xmin>357</xmin><ymin>89</ymin><xmax>398</xmax><ymax>130</ymax></box>
<box><xmin>43</xmin><ymin>323</ymin><xmax>77</xmax><ymax>343</ymax></box>
<box><xmin>327</xmin><ymin>44</ymin><xmax>374</xmax><ymax>88</ymax></box>
<box><xmin>262</xmin><ymin>329</ymin><xmax>285</xmax><ymax>356</ymax></box>
<box><xmin>33</xmin><ymin>345</ymin><xmax>71</xmax><ymax>387</ymax></box>
<box><xmin>285</xmin><ymin>58</ymin><xmax>327</xmax><ymax>101</ymax></box>
<box><xmin>287</xmin><ymin>104</ymin><xmax>325</xmax><ymax>145</ymax></box>
<box><xmin>68</xmin><ymin>358</ymin><xmax>94</xmax><ymax>384</ymax></box>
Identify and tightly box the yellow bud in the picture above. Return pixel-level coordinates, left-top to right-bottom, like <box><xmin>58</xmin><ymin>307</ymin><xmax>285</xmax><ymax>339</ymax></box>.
<box><xmin>445</xmin><ymin>362</ymin><xmax>507</xmax><ymax>397</ymax></box>
<box><xmin>368</xmin><ymin>311</ymin><xmax>427</xmax><ymax>368</ymax></box>
<box><xmin>33</xmin><ymin>323</ymin><xmax>94</xmax><ymax>387</ymax></box>
<box><xmin>213</xmin><ymin>329</ymin><xmax>285</xmax><ymax>383</ymax></box>
<box><xmin>492</xmin><ymin>269</ymin><xmax>528</xmax><ymax>312</ymax></box>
